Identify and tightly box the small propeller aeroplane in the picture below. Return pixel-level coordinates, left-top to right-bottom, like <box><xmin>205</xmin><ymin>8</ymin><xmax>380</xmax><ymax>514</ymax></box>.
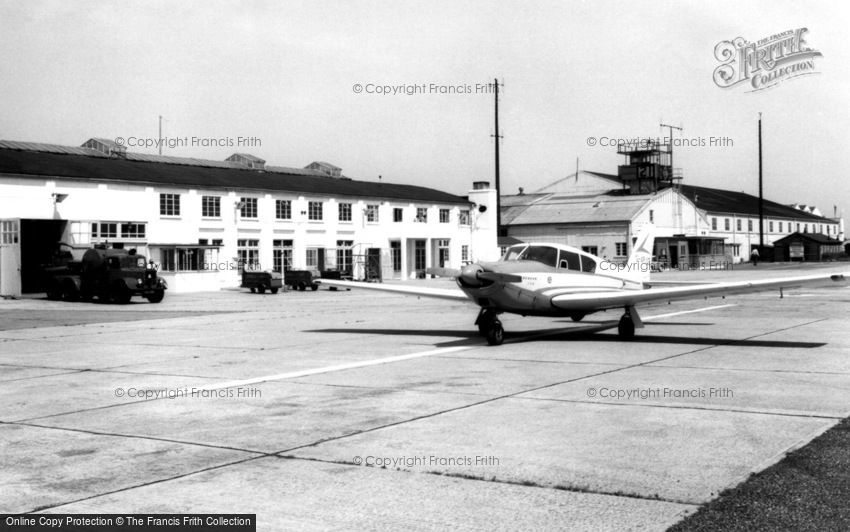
<box><xmin>318</xmin><ymin>224</ymin><xmax>847</xmax><ymax>345</ymax></box>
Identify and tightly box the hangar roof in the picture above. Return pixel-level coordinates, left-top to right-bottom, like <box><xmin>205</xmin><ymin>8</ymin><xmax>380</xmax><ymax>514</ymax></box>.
<box><xmin>679</xmin><ymin>184</ymin><xmax>830</xmax><ymax>222</ymax></box>
<box><xmin>772</xmin><ymin>232</ymin><xmax>843</xmax><ymax>245</ymax></box>
<box><xmin>502</xmin><ymin>191</ymin><xmax>647</xmax><ymax>225</ymax></box>
<box><xmin>0</xmin><ymin>144</ymin><xmax>468</xmax><ymax>204</ymax></box>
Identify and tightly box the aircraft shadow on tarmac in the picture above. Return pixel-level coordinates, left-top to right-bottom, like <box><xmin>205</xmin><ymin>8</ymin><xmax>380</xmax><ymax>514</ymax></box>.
<box><xmin>308</xmin><ymin>323</ymin><xmax>827</xmax><ymax>349</ymax></box>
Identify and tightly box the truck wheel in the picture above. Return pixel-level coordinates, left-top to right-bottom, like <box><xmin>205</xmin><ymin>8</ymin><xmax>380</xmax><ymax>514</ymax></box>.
<box><xmin>258</xmin><ymin>285</ymin><xmax>266</xmax><ymax>294</ymax></box>
<box><xmin>62</xmin><ymin>281</ymin><xmax>79</xmax><ymax>302</ymax></box>
<box><xmin>271</xmin><ymin>287</ymin><xmax>279</xmax><ymax>294</ymax></box>
<box><xmin>146</xmin><ymin>289</ymin><xmax>165</xmax><ymax>303</ymax></box>
<box><xmin>111</xmin><ymin>282</ymin><xmax>131</xmax><ymax>304</ymax></box>
<box><xmin>311</xmin><ymin>284</ymin><xmax>318</xmax><ymax>291</ymax></box>
<box><xmin>250</xmin><ymin>287</ymin><xmax>256</xmax><ymax>293</ymax></box>
<box><xmin>298</xmin><ymin>281</ymin><xmax>306</xmax><ymax>291</ymax></box>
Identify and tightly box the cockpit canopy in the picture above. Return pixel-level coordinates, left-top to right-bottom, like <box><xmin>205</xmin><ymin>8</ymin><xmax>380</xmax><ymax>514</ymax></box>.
<box><xmin>501</xmin><ymin>244</ymin><xmax>597</xmax><ymax>273</ymax></box>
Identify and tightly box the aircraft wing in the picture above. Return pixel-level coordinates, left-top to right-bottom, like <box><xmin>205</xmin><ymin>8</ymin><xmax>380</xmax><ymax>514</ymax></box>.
<box><xmin>552</xmin><ymin>271</ymin><xmax>847</xmax><ymax>311</ymax></box>
<box><xmin>315</xmin><ymin>279</ymin><xmax>470</xmax><ymax>302</ymax></box>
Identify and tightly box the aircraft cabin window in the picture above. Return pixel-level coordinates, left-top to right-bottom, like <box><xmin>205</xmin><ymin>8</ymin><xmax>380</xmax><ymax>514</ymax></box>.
<box><xmin>523</xmin><ymin>246</ymin><xmax>558</xmax><ymax>267</ymax></box>
<box><xmin>561</xmin><ymin>251</ymin><xmax>581</xmax><ymax>271</ymax></box>
<box><xmin>502</xmin><ymin>245</ymin><xmax>527</xmax><ymax>261</ymax></box>
<box><xmin>580</xmin><ymin>256</ymin><xmax>596</xmax><ymax>272</ymax></box>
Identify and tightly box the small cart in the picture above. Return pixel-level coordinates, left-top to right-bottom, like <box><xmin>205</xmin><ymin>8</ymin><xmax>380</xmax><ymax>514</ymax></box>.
<box><xmin>241</xmin><ymin>270</ymin><xmax>283</xmax><ymax>294</ymax></box>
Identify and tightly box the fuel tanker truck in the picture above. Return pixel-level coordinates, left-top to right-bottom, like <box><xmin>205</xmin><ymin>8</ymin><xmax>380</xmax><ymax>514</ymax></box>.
<box><xmin>43</xmin><ymin>244</ymin><xmax>166</xmax><ymax>303</ymax></box>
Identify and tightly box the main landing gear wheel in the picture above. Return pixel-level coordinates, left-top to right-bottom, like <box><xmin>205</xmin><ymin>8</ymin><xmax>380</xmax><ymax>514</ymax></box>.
<box><xmin>476</xmin><ymin>309</ymin><xmax>504</xmax><ymax>346</ymax></box>
<box><xmin>618</xmin><ymin>314</ymin><xmax>635</xmax><ymax>340</ymax></box>
<box><xmin>485</xmin><ymin>321</ymin><xmax>504</xmax><ymax>346</ymax></box>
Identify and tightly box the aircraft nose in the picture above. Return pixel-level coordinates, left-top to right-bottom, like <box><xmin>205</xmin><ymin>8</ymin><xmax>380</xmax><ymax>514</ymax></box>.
<box><xmin>460</xmin><ymin>264</ymin><xmax>484</xmax><ymax>286</ymax></box>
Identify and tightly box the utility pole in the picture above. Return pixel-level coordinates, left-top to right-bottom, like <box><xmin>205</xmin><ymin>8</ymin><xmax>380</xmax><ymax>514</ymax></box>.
<box><xmin>158</xmin><ymin>115</ymin><xmax>163</xmax><ymax>156</ymax></box>
<box><xmin>491</xmin><ymin>78</ymin><xmax>503</xmax><ymax>237</ymax></box>
<box><xmin>758</xmin><ymin>113</ymin><xmax>764</xmax><ymax>255</ymax></box>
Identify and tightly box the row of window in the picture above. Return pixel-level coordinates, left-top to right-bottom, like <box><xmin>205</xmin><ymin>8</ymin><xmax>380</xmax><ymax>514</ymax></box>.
<box><xmin>162</xmin><ymin>193</ymin><xmax>468</xmax><ymax>224</ymax></box>
<box><xmin>157</xmin><ymin>238</ymin><xmax>467</xmax><ymax>273</ymax></box>
<box><xmin>91</xmin><ymin>222</ymin><xmax>146</xmax><ymax>239</ymax></box>
<box><xmin>710</xmin><ymin>217</ymin><xmax>837</xmax><ymax>236</ymax></box>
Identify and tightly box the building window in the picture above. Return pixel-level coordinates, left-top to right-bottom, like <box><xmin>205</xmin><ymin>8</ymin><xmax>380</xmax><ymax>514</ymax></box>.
<box><xmin>416</xmin><ymin>208</ymin><xmax>428</xmax><ymax>223</ymax></box>
<box><xmin>461</xmin><ymin>245</ymin><xmax>469</xmax><ymax>263</ymax></box>
<box><xmin>1</xmin><ymin>220</ymin><xmax>19</xmax><ymax>244</ymax></box>
<box><xmin>240</xmin><ymin>197</ymin><xmax>258</xmax><ymax>219</ymax></box>
<box><xmin>723</xmin><ymin>218</ymin><xmax>729</xmax><ymax>231</ymax></box>
<box><xmin>459</xmin><ymin>209</ymin><xmax>470</xmax><ymax>225</ymax></box>
<box><xmin>736</xmin><ymin>219</ymin><xmax>742</xmax><ymax>231</ymax></box>
<box><xmin>159</xmin><ymin>248</ymin><xmax>207</xmax><ymax>272</ymax></box>
<box><xmin>336</xmin><ymin>240</ymin><xmax>353</xmax><ymax>273</ymax></box>
<box><xmin>338</xmin><ymin>202</ymin><xmax>352</xmax><ymax>222</ymax></box>
<box><xmin>804</xmin><ymin>224</ymin><xmax>808</xmax><ymax>233</ymax></box>
<box><xmin>649</xmin><ymin>210</ymin><xmax>654</xmax><ymax>223</ymax></box>
<box><xmin>306</xmin><ymin>248</ymin><xmax>318</xmax><ymax>268</ymax></box>
<box><xmin>273</xmin><ymin>239</ymin><xmax>293</xmax><ymax>272</ymax></box>
<box><xmin>309</xmin><ymin>201</ymin><xmax>323</xmax><ymax>221</ymax></box>
<box><xmin>439</xmin><ymin>209</ymin><xmax>450</xmax><ymax>223</ymax></box>
<box><xmin>615</xmin><ymin>242</ymin><xmax>628</xmax><ymax>257</ymax></box>
<box><xmin>93</xmin><ymin>222</ymin><xmax>117</xmax><ymax>239</ymax></box>
<box><xmin>276</xmin><ymin>200</ymin><xmax>292</xmax><ymax>220</ymax></box>
<box><xmin>202</xmin><ymin>196</ymin><xmax>220</xmax><ymax>218</ymax></box>
<box><xmin>160</xmin><ymin>193</ymin><xmax>180</xmax><ymax>216</ymax></box>
<box><xmin>237</xmin><ymin>239</ymin><xmax>260</xmax><ymax>271</ymax></box>
<box><xmin>797</xmin><ymin>223</ymin><xmax>800</xmax><ymax>232</ymax></box>
<box><xmin>711</xmin><ymin>217</ymin><xmax>717</xmax><ymax>230</ymax></box>
<box><xmin>769</xmin><ymin>221</ymin><xmax>774</xmax><ymax>232</ymax></box>
<box><xmin>748</xmin><ymin>219</ymin><xmax>753</xmax><ymax>232</ymax></box>
<box><xmin>581</xmin><ymin>246</ymin><xmax>599</xmax><ymax>256</ymax></box>
<box><xmin>393</xmin><ymin>207</ymin><xmax>403</xmax><ymax>222</ymax></box>
<box><xmin>778</xmin><ymin>221</ymin><xmax>783</xmax><ymax>232</ymax></box>
<box><xmin>120</xmin><ymin>223</ymin><xmax>146</xmax><ymax>239</ymax></box>
<box><xmin>365</xmin><ymin>204</ymin><xmax>379</xmax><ymax>223</ymax></box>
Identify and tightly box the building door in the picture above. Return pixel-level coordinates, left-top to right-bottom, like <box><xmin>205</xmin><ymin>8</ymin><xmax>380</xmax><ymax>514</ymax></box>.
<box><xmin>0</xmin><ymin>220</ymin><xmax>21</xmax><ymax>297</ymax></box>
<box><xmin>414</xmin><ymin>240</ymin><xmax>426</xmax><ymax>274</ymax></box>
<box><xmin>367</xmin><ymin>248</ymin><xmax>382</xmax><ymax>282</ymax></box>
<box><xmin>437</xmin><ymin>239</ymin><xmax>450</xmax><ymax>267</ymax></box>
<box><xmin>669</xmin><ymin>243</ymin><xmax>679</xmax><ymax>268</ymax></box>
<box><xmin>21</xmin><ymin>219</ymin><xmax>67</xmax><ymax>292</ymax></box>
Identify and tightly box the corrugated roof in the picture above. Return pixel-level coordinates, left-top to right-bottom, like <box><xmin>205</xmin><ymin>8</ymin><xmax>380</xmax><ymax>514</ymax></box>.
<box><xmin>0</xmin><ymin>147</ymin><xmax>468</xmax><ymax>204</ymax></box>
<box><xmin>679</xmin><ymin>184</ymin><xmax>830</xmax><ymax>222</ymax></box>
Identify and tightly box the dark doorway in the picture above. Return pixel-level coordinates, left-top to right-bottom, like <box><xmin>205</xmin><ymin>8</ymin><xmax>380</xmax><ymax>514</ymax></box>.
<box><xmin>669</xmin><ymin>243</ymin><xmax>679</xmax><ymax>269</ymax></box>
<box><xmin>21</xmin><ymin>219</ymin><xmax>67</xmax><ymax>293</ymax></box>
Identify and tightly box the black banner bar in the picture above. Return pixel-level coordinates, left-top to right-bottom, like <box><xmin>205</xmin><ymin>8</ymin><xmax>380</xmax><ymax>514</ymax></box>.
<box><xmin>1</xmin><ymin>514</ymin><xmax>256</xmax><ymax>532</ymax></box>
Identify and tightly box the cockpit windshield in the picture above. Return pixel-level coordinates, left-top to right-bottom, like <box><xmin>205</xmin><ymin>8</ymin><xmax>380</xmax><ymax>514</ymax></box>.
<box><xmin>501</xmin><ymin>244</ymin><xmax>559</xmax><ymax>268</ymax></box>
<box><xmin>501</xmin><ymin>245</ymin><xmax>527</xmax><ymax>261</ymax></box>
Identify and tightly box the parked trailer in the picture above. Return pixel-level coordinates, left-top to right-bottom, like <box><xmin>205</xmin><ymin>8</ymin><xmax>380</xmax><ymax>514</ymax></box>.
<box><xmin>241</xmin><ymin>270</ymin><xmax>282</xmax><ymax>294</ymax></box>
<box><xmin>284</xmin><ymin>270</ymin><xmax>318</xmax><ymax>291</ymax></box>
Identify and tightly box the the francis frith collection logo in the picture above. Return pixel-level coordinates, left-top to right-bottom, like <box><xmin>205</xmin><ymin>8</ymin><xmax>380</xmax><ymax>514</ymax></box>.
<box><xmin>713</xmin><ymin>28</ymin><xmax>822</xmax><ymax>92</ymax></box>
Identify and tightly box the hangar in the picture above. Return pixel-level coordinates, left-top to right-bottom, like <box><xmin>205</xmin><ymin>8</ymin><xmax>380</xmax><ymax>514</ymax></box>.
<box><xmin>501</xmin><ymin>141</ymin><xmax>844</xmax><ymax>268</ymax></box>
<box><xmin>0</xmin><ymin>138</ymin><xmax>498</xmax><ymax>297</ymax></box>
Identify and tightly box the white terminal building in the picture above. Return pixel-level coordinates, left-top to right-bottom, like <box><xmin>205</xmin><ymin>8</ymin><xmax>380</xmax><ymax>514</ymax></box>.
<box><xmin>501</xmin><ymin>141</ymin><xmax>844</xmax><ymax>267</ymax></box>
<box><xmin>0</xmin><ymin>138</ymin><xmax>498</xmax><ymax>296</ymax></box>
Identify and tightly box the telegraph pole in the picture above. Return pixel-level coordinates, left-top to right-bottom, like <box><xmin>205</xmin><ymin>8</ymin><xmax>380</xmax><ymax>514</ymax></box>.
<box><xmin>493</xmin><ymin>78</ymin><xmax>501</xmax><ymax>235</ymax></box>
<box><xmin>758</xmin><ymin>113</ymin><xmax>764</xmax><ymax>254</ymax></box>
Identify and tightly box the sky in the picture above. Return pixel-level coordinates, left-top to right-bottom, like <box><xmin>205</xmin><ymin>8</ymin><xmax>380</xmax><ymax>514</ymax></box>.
<box><xmin>1</xmin><ymin>1</ymin><xmax>848</xmax><ymax>219</ymax></box>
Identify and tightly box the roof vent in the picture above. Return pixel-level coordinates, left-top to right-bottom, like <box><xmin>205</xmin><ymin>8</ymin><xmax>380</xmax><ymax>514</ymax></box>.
<box><xmin>305</xmin><ymin>161</ymin><xmax>342</xmax><ymax>178</ymax></box>
<box><xmin>82</xmin><ymin>138</ymin><xmax>127</xmax><ymax>158</ymax></box>
<box><xmin>226</xmin><ymin>153</ymin><xmax>266</xmax><ymax>170</ymax></box>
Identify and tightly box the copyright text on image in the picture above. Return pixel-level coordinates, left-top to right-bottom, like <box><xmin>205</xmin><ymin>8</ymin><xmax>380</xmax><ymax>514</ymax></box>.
<box><xmin>352</xmin><ymin>82</ymin><xmax>497</xmax><ymax>96</ymax></box>
<box><xmin>114</xmin><ymin>387</ymin><xmax>262</xmax><ymax>399</ymax></box>
<box><xmin>586</xmin><ymin>386</ymin><xmax>734</xmax><ymax>400</ymax></box>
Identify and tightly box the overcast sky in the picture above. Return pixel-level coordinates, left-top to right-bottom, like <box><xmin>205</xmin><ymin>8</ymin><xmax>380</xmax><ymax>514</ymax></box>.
<box><xmin>1</xmin><ymin>1</ymin><xmax>847</xmax><ymax>219</ymax></box>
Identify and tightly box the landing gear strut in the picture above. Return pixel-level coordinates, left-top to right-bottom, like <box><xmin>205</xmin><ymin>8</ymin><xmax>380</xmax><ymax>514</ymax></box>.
<box><xmin>476</xmin><ymin>308</ymin><xmax>504</xmax><ymax>346</ymax></box>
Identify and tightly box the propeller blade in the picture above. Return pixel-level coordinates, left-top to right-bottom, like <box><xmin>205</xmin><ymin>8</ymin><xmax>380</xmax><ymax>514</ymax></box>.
<box><xmin>477</xmin><ymin>272</ymin><xmax>523</xmax><ymax>283</ymax></box>
<box><xmin>426</xmin><ymin>267</ymin><xmax>462</xmax><ymax>278</ymax></box>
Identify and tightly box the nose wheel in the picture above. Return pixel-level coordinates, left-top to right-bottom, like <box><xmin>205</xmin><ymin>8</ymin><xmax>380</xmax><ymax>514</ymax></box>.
<box><xmin>476</xmin><ymin>308</ymin><xmax>504</xmax><ymax>346</ymax></box>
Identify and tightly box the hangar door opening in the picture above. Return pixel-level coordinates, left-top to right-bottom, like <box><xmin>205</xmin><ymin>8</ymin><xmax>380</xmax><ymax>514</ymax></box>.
<box><xmin>20</xmin><ymin>219</ymin><xmax>68</xmax><ymax>293</ymax></box>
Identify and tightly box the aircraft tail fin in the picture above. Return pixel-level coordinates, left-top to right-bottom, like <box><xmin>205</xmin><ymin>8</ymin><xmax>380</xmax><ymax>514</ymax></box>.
<box><xmin>622</xmin><ymin>223</ymin><xmax>655</xmax><ymax>285</ymax></box>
